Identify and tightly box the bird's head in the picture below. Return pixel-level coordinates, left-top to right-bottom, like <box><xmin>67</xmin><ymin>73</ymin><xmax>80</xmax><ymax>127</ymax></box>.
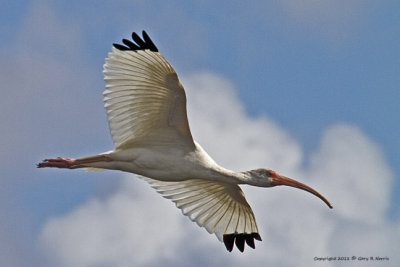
<box><xmin>245</xmin><ymin>168</ymin><xmax>333</xmax><ymax>209</ymax></box>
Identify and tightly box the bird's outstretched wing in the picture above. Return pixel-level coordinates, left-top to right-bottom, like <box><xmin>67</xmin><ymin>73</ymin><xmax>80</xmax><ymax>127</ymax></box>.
<box><xmin>140</xmin><ymin>177</ymin><xmax>261</xmax><ymax>252</ymax></box>
<box><xmin>103</xmin><ymin>31</ymin><xmax>194</xmax><ymax>150</ymax></box>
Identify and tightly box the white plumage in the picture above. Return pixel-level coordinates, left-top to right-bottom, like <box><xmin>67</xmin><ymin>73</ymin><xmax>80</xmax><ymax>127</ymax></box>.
<box><xmin>38</xmin><ymin>31</ymin><xmax>332</xmax><ymax>252</ymax></box>
<box><xmin>142</xmin><ymin>177</ymin><xmax>259</xmax><ymax>243</ymax></box>
<box><xmin>103</xmin><ymin>46</ymin><xmax>192</xmax><ymax>150</ymax></box>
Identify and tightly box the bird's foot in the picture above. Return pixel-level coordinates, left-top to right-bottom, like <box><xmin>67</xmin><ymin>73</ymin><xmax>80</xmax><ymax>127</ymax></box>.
<box><xmin>37</xmin><ymin>157</ymin><xmax>77</xmax><ymax>169</ymax></box>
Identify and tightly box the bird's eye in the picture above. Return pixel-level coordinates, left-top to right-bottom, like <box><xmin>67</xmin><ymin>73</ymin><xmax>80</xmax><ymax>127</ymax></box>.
<box><xmin>266</xmin><ymin>171</ymin><xmax>273</xmax><ymax>177</ymax></box>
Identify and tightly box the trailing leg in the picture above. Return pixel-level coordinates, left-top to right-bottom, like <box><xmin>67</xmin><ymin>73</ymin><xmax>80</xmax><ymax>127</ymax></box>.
<box><xmin>37</xmin><ymin>154</ymin><xmax>113</xmax><ymax>169</ymax></box>
<box><xmin>37</xmin><ymin>157</ymin><xmax>79</xmax><ymax>169</ymax></box>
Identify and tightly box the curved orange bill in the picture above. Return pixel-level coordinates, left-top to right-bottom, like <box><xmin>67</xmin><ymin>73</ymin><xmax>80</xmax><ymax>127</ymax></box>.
<box><xmin>271</xmin><ymin>176</ymin><xmax>333</xmax><ymax>209</ymax></box>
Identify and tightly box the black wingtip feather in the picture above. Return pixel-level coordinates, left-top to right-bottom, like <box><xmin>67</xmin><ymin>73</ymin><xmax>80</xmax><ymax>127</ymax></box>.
<box><xmin>223</xmin><ymin>233</ymin><xmax>261</xmax><ymax>252</ymax></box>
<box><xmin>122</xmin><ymin>39</ymin><xmax>139</xmax><ymax>50</ymax></box>
<box><xmin>142</xmin><ymin>30</ymin><xmax>158</xmax><ymax>52</ymax></box>
<box><xmin>131</xmin><ymin>32</ymin><xmax>147</xmax><ymax>47</ymax></box>
<box><xmin>223</xmin><ymin>235</ymin><xmax>235</xmax><ymax>252</ymax></box>
<box><xmin>245</xmin><ymin>235</ymin><xmax>255</xmax><ymax>249</ymax></box>
<box><xmin>253</xmin><ymin>233</ymin><xmax>262</xmax><ymax>241</ymax></box>
<box><xmin>113</xmin><ymin>31</ymin><xmax>158</xmax><ymax>52</ymax></box>
<box><xmin>235</xmin><ymin>234</ymin><xmax>245</xmax><ymax>252</ymax></box>
<box><xmin>113</xmin><ymin>43</ymin><xmax>130</xmax><ymax>50</ymax></box>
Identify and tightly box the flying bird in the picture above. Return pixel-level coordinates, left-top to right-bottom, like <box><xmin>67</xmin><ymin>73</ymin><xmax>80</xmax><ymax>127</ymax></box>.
<box><xmin>38</xmin><ymin>31</ymin><xmax>333</xmax><ymax>252</ymax></box>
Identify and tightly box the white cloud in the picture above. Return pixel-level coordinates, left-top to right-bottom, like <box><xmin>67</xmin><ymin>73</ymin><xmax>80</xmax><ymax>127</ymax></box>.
<box><xmin>278</xmin><ymin>0</ymin><xmax>375</xmax><ymax>45</ymax></box>
<box><xmin>308</xmin><ymin>124</ymin><xmax>393</xmax><ymax>224</ymax></box>
<box><xmin>183</xmin><ymin>72</ymin><xmax>303</xmax><ymax>173</ymax></box>
<box><xmin>16</xmin><ymin>1</ymin><xmax>83</xmax><ymax>60</ymax></box>
<box><xmin>0</xmin><ymin>3</ymin><xmax>103</xmax><ymax>266</ymax></box>
<box><xmin>0</xmin><ymin>1</ymin><xmax>96</xmax><ymax>160</ymax></box>
<box><xmin>39</xmin><ymin>72</ymin><xmax>398</xmax><ymax>266</ymax></box>
<box><xmin>40</xmin><ymin>178</ymin><xmax>186</xmax><ymax>267</ymax></box>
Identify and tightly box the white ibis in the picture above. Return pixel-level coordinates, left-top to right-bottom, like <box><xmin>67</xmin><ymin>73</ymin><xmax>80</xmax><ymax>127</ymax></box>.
<box><xmin>38</xmin><ymin>31</ymin><xmax>332</xmax><ymax>252</ymax></box>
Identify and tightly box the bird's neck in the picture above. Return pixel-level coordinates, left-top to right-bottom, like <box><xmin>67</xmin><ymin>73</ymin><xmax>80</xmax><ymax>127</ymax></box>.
<box><xmin>193</xmin><ymin>142</ymin><xmax>251</xmax><ymax>184</ymax></box>
<box><xmin>208</xmin><ymin>165</ymin><xmax>251</xmax><ymax>184</ymax></box>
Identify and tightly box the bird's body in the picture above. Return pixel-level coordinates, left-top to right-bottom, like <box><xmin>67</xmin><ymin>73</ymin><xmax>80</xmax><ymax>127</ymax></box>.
<box><xmin>38</xmin><ymin>31</ymin><xmax>332</xmax><ymax>252</ymax></box>
<box><xmin>87</xmin><ymin>141</ymin><xmax>241</xmax><ymax>184</ymax></box>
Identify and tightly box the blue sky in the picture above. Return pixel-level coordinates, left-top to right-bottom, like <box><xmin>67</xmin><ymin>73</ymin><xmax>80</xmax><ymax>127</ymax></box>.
<box><xmin>1</xmin><ymin>1</ymin><xmax>399</xmax><ymax>266</ymax></box>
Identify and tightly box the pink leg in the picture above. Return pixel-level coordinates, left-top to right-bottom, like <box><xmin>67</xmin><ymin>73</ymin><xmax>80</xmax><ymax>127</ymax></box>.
<box><xmin>37</xmin><ymin>157</ymin><xmax>79</xmax><ymax>169</ymax></box>
<box><xmin>37</xmin><ymin>155</ymin><xmax>112</xmax><ymax>169</ymax></box>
